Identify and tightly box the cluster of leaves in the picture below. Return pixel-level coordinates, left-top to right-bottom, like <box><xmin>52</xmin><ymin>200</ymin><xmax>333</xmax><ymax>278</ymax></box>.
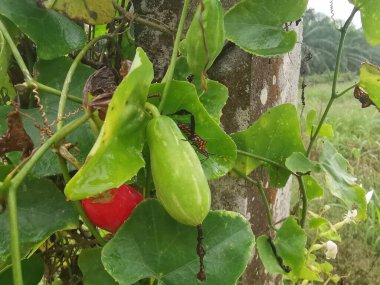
<box><xmin>0</xmin><ymin>0</ymin><xmax>379</xmax><ymax>285</ymax></box>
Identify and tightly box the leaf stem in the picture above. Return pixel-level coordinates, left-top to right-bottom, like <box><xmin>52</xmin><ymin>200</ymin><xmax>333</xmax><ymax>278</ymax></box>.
<box><xmin>232</xmin><ymin>168</ymin><xmax>276</xmax><ymax>231</ymax></box>
<box><xmin>0</xmin><ymin>19</ymin><xmax>32</xmax><ymax>81</ymax></box>
<box><xmin>7</xmin><ymin>189</ymin><xmax>23</xmax><ymax>285</ymax></box>
<box><xmin>335</xmin><ymin>83</ymin><xmax>356</xmax><ymax>98</ymax></box>
<box><xmin>158</xmin><ymin>0</ymin><xmax>190</xmax><ymax>112</ymax></box>
<box><xmin>306</xmin><ymin>7</ymin><xmax>359</xmax><ymax>156</ymax></box>
<box><xmin>297</xmin><ymin>175</ymin><xmax>307</xmax><ymax>228</ymax></box>
<box><xmin>145</xmin><ymin>102</ymin><xmax>161</xmax><ymax>118</ymax></box>
<box><xmin>57</xmin><ymin>34</ymin><xmax>112</xmax><ymax>131</ymax></box>
<box><xmin>237</xmin><ymin>149</ymin><xmax>292</xmax><ymax>173</ymax></box>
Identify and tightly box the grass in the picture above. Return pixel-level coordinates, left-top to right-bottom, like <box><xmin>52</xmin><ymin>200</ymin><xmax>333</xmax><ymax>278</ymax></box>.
<box><xmin>298</xmin><ymin>74</ymin><xmax>380</xmax><ymax>284</ymax></box>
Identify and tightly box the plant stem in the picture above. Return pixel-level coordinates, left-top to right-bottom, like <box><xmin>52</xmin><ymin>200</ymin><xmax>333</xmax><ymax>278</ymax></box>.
<box><xmin>335</xmin><ymin>83</ymin><xmax>356</xmax><ymax>98</ymax></box>
<box><xmin>57</xmin><ymin>34</ymin><xmax>113</xmax><ymax>131</ymax></box>
<box><xmin>33</xmin><ymin>81</ymin><xmax>82</xmax><ymax>104</ymax></box>
<box><xmin>306</xmin><ymin>7</ymin><xmax>359</xmax><ymax>156</ymax></box>
<box><xmin>3</xmin><ymin>114</ymin><xmax>91</xmax><ymax>195</ymax></box>
<box><xmin>0</xmin><ymin>19</ymin><xmax>32</xmax><ymax>81</ymax></box>
<box><xmin>8</xmin><ymin>189</ymin><xmax>23</xmax><ymax>285</ymax></box>
<box><xmin>297</xmin><ymin>175</ymin><xmax>307</xmax><ymax>228</ymax></box>
<box><xmin>232</xmin><ymin>168</ymin><xmax>276</xmax><ymax>231</ymax></box>
<box><xmin>158</xmin><ymin>0</ymin><xmax>190</xmax><ymax>112</ymax></box>
<box><xmin>237</xmin><ymin>150</ymin><xmax>291</xmax><ymax>173</ymax></box>
<box><xmin>145</xmin><ymin>102</ymin><xmax>161</xmax><ymax>118</ymax></box>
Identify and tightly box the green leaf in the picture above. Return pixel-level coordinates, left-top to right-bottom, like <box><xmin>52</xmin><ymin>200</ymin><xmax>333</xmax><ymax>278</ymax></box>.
<box><xmin>306</xmin><ymin>110</ymin><xmax>334</xmax><ymax>138</ymax></box>
<box><xmin>225</xmin><ymin>0</ymin><xmax>308</xmax><ymax>56</ymax></box>
<box><xmin>199</xmin><ymin>80</ymin><xmax>229</xmax><ymax>123</ymax></box>
<box><xmin>0</xmin><ymin>0</ymin><xmax>86</xmax><ymax>59</ymax></box>
<box><xmin>303</xmin><ymin>175</ymin><xmax>324</xmax><ymax>200</ymax></box>
<box><xmin>0</xmin><ymin>177</ymin><xmax>78</xmax><ymax>271</ymax></box>
<box><xmin>319</xmin><ymin>123</ymin><xmax>334</xmax><ymax>137</ymax></box>
<box><xmin>319</xmin><ymin>141</ymin><xmax>367</xmax><ymax>220</ymax></box>
<box><xmin>148</xmin><ymin>81</ymin><xmax>237</xmax><ymax>180</ymax></box>
<box><xmin>0</xmin><ymin>254</ymin><xmax>44</xmax><ymax>284</ymax></box>
<box><xmin>78</xmin><ymin>248</ymin><xmax>117</xmax><ymax>285</ymax></box>
<box><xmin>102</xmin><ymin>199</ymin><xmax>255</xmax><ymax>285</ymax></box>
<box><xmin>358</xmin><ymin>63</ymin><xmax>380</xmax><ymax>108</ymax></box>
<box><xmin>308</xmin><ymin>216</ymin><xmax>328</xmax><ymax>230</ymax></box>
<box><xmin>65</xmin><ymin>48</ymin><xmax>153</xmax><ymax>200</ymax></box>
<box><xmin>48</xmin><ymin>0</ymin><xmax>115</xmax><ymax>25</ymax></box>
<box><xmin>275</xmin><ymin>217</ymin><xmax>306</xmax><ymax>276</ymax></box>
<box><xmin>0</xmin><ymin>165</ymin><xmax>13</xmax><ymax>181</ymax></box>
<box><xmin>232</xmin><ymin>104</ymin><xmax>305</xmax><ymax>187</ymax></box>
<box><xmin>285</xmin><ymin>152</ymin><xmax>320</xmax><ymax>174</ymax></box>
<box><xmin>256</xmin><ymin>236</ymin><xmax>285</xmax><ymax>274</ymax></box>
<box><xmin>352</xmin><ymin>0</ymin><xmax>380</xmax><ymax>45</ymax></box>
<box><xmin>19</xmin><ymin>57</ymin><xmax>95</xmax><ymax>177</ymax></box>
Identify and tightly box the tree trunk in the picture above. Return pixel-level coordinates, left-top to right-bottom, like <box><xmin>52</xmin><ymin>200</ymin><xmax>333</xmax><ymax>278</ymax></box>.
<box><xmin>131</xmin><ymin>1</ymin><xmax>303</xmax><ymax>284</ymax></box>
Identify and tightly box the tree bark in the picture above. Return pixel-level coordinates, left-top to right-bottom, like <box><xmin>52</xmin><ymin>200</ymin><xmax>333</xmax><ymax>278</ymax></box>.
<box><xmin>131</xmin><ymin>1</ymin><xmax>303</xmax><ymax>284</ymax></box>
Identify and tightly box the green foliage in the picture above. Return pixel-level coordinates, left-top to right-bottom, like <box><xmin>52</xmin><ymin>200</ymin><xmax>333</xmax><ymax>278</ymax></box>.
<box><xmin>148</xmin><ymin>81</ymin><xmax>237</xmax><ymax>180</ymax></box>
<box><xmin>233</xmin><ymin>104</ymin><xmax>305</xmax><ymax>187</ymax></box>
<box><xmin>78</xmin><ymin>248</ymin><xmax>117</xmax><ymax>285</ymax></box>
<box><xmin>285</xmin><ymin>152</ymin><xmax>320</xmax><ymax>174</ymax></box>
<box><xmin>225</xmin><ymin>0</ymin><xmax>308</xmax><ymax>56</ymax></box>
<box><xmin>102</xmin><ymin>199</ymin><xmax>255</xmax><ymax>285</ymax></box>
<box><xmin>0</xmin><ymin>254</ymin><xmax>44</xmax><ymax>284</ymax></box>
<box><xmin>319</xmin><ymin>141</ymin><xmax>367</xmax><ymax>220</ymax></box>
<box><xmin>185</xmin><ymin>0</ymin><xmax>224</xmax><ymax>75</ymax></box>
<box><xmin>352</xmin><ymin>0</ymin><xmax>380</xmax><ymax>45</ymax></box>
<box><xmin>358</xmin><ymin>63</ymin><xmax>380</xmax><ymax>108</ymax></box>
<box><xmin>0</xmin><ymin>177</ymin><xmax>78</xmax><ymax>270</ymax></box>
<box><xmin>0</xmin><ymin>0</ymin><xmax>86</xmax><ymax>59</ymax></box>
<box><xmin>65</xmin><ymin>48</ymin><xmax>153</xmax><ymax>200</ymax></box>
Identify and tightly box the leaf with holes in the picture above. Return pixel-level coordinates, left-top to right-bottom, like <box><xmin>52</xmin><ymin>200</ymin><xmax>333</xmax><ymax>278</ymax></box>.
<box><xmin>65</xmin><ymin>48</ymin><xmax>153</xmax><ymax>200</ymax></box>
<box><xmin>47</xmin><ymin>0</ymin><xmax>115</xmax><ymax>25</ymax></box>
<box><xmin>319</xmin><ymin>141</ymin><xmax>367</xmax><ymax>220</ymax></box>
<box><xmin>148</xmin><ymin>80</ymin><xmax>237</xmax><ymax>180</ymax></box>
<box><xmin>0</xmin><ymin>0</ymin><xmax>86</xmax><ymax>59</ymax></box>
<box><xmin>232</xmin><ymin>104</ymin><xmax>305</xmax><ymax>187</ymax></box>
<box><xmin>225</xmin><ymin>0</ymin><xmax>308</xmax><ymax>56</ymax></box>
<box><xmin>101</xmin><ymin>199</ymin><xmax>255</xmax><ymax>285</ymax></box>
<box><xmin>0</xmin><ymin>177</ymin><xmax>78</xmax><ymax>271</ymax></box>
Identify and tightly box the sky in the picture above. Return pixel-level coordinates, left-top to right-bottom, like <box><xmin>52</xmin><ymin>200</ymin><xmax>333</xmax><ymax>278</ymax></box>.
<box><xmin>308</xmin><ymin>0</ymin><xmax>362</xmax><ymax>27</ymax></box>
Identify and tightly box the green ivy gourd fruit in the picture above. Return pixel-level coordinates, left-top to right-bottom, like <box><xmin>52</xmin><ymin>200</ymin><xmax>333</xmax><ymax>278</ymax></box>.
<box><xmin>147</xmin><ymin>116</ymin><xmax>211</xmax><ymax>226</ymax></box>
<box><xmin>185</xmin><ymin>0</ymin><xmax>225</xmax><ymax>76</ymax></box>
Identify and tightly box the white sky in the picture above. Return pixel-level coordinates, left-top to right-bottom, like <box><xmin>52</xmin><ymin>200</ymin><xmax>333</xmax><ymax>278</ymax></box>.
<box><xmin>308</xmin><ymin>0</ymin><xmax>362</xmax><ymax>27</ymax></box>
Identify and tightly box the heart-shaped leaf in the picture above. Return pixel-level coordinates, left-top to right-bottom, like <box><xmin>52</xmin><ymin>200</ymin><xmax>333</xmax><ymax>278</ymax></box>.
<box><xmin>78</xmin><ymin>248</ymin><xmax>117</xmax><ymax>285</ymax></box>
<box><xmin>256</xmin><ymin>236</ymin><xmax>285</xmax><ymax>275</ymax></box>
<box><xmin>357</xmin><ymin>63</ymin><xmax>380</xmax><ymax>108</ymax></box>
<box><xmin>0</xmin><ymin>177</ymin><xmax>78</xmax><ymax>271</ymax></box>
<box><xmin>352</xmin><ymin>0</ymin><xmax>380</xmax><ymax>45</ymax></box>
<box><xmin>148</xmin><ymin>81</ymin><xmax>237</xmax><ymax>179</ymax></box>
<box><xmin>274</xmin><ymin>217</ymin><xmax>306</xmax><ymax>277</ymax></box>
<box><xmin>102</xmin><ymin>199</ymin><xmax>255</xmax><ymax>285</ymax></box>
<box><xmin>225</xmin><ymin>0</ymin><xmax>308</xmax><ymax>56</ymax></box>
<box><xmin>319</xmin><ymin>141</ymin><xmax>367</xmax><ymax>220</ymax></box>
<box><xmin>232</xmin><ymin>104</ymin><xmax>305</xmax><ymax>187</ymax></box>
<box><xmin>48</xmin><ymin>0</ymin><xmax>115</xmax><ymax>25</ymax></box>
<box><xmin>0</xmin><ymin>0</ymin><xmax>86</xmax><ymax>59</ymax></box>
<box><xmin>65</xmin><ymin>48</ymin><xmax>153</xmax><ymax>200</ymax></box>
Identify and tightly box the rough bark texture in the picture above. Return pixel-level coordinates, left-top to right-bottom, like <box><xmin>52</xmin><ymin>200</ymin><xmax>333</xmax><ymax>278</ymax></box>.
<box><xmin>131</xmin><ymin>1</ymin><xmax>303</xmax><ymax>284</ymax></box>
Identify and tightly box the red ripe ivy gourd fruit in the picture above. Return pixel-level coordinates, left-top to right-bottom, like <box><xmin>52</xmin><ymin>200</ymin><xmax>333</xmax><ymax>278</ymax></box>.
<box><xmin>81</xmin><ymin>184</ymin><xmax>143</xmax><ymax>233</ymax></box>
